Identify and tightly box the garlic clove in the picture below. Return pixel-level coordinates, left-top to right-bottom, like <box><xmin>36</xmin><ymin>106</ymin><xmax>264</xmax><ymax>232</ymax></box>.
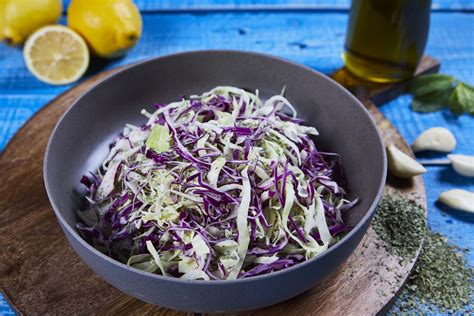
<box><xmin>438</xmin><ymin>189</ymin><xmax>474</xmax><ymax>213</ymax></box>
<box><xmin>387</xmin><ymin>145</ymin><xmax>427</xmax><ymax>178</ymax></box>
<box><xmin>412</xmin><ymin>127</ymin><xmax>456</xmax><ymax>153</ymax></box>
<box><xmin>447</xmin><ymin>154</ymin><xmax>474</xmax><ymax>177</ymax></box>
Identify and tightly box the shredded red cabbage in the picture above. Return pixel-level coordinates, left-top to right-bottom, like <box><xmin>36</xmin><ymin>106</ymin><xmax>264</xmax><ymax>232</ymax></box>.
<box><xmin>76</xmin><ymin>86</ymin><xmax>357</xmax><ymax>280</ymax></box>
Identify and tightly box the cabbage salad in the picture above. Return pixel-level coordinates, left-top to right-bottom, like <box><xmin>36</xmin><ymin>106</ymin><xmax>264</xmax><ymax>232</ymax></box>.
<box><xmin>77</xmin><ymin>86</ymin><xmax>357</xmax><ymax>280</ymax></box>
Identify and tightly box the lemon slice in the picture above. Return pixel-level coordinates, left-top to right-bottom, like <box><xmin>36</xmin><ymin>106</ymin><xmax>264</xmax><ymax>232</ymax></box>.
<box><xmin>23</xmin><ymin>25</ymin><xmax>89</xmax><ymax>85</ymax></box>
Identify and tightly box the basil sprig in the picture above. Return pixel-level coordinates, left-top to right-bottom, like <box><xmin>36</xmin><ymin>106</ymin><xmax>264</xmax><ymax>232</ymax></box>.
<box><xmin>408</xmin><ymin>74</ymin><xmax>474</xmax><ymax>115</ymax></box>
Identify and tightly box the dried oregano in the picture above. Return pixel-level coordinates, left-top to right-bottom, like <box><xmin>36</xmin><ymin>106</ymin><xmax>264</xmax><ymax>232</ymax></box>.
<box><xmin>397</xmin><ymin>230</ymin><xmax>473</xmax><ymax>313</ymax></box>
<box><xmin>372</xmin><ymin>194</ymin><xmax>426</xmax><ymax>260</ymax></box>
<box><xmin>374</xmin><ymin>194</ymin><xmax>473</xmax><ymax>312</ymax></box>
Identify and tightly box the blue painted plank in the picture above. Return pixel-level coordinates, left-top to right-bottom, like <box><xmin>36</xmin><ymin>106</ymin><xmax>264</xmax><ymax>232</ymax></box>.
<box><xmin>134</xmin><ymin>0</ymin><xmax>474</xmax><ymax>11</ymax></box>
<box><xmin>1</xmin><ymin>12</ymin><xmax>473</xmax><ymax>96</ymax></box>
<box><xmin>59</xmin><ymin>0</ymin><xmax>474</xmax><ymax>12</ymax></box>
<box><xmin>0</xmin><ymin>295</ymin><xmax>15</xmax><ymax>316</ymax></box>
<box><xmin>0</xmin><ymin>10</ymin><xmax>473</xmax><ymax>314</ymax></box>
<box><xmin>0</xmin><ymin>96</ymin><xmax>49</xmax><ymax>149</ymax></box>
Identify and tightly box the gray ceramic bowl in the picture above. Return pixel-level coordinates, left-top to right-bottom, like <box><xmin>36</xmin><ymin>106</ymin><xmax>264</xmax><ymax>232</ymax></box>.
<box><xmin>44</xmin><ymin>50</ymin><xmax>386</xmax><ymax>313</ymax></box>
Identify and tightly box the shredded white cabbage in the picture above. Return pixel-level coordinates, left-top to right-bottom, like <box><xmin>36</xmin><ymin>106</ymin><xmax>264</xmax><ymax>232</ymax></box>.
<box><xmin>77</xmin><ymin>86</ymin><xmax>355</xmax><ymax>281</ymax></box>
<box><xmin>146</xmin><ymin>240</ymin><xmax>167</xmax><ymax>277</ymax></box>
<box><xmin>227</xmin><ymin>167</ymin><xmax>252</xmax><ymax>279</ymax></box>
<box><xmin>180</xmin><ymin>269</ymin><xmax>210</xmax><ymax>280</ymax></box>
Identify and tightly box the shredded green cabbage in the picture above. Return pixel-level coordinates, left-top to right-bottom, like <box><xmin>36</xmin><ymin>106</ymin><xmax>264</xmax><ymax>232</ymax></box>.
<box><xmin>77</xmin><ymin>86</ymin><xmax>356</xmax><ymax>280</ymax></box>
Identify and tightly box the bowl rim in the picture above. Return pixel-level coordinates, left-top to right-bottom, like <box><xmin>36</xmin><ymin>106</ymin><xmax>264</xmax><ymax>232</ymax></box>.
<box><xmin>44</xmin><ymin>49</ymin><xmax>387</xmax><ymax>285</ymax></box>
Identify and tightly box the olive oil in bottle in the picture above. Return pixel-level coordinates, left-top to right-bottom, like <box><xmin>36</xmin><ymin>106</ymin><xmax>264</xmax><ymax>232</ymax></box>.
<box><xmin>343</xmin><ymin>0</ymin><xmax>431</xmax><ymax>83</ymax></box>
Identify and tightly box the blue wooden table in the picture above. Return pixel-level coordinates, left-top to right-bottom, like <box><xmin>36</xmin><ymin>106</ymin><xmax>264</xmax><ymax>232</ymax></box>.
<box><xmin>1</xmin><ymin>1</ymin><xmax>473</xmax><ymax>314</ymax></box>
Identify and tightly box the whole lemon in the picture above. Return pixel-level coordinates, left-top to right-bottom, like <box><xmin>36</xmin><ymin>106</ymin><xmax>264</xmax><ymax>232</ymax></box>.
<box><xmin>67</xmin><ymin>0</ymin><xmax>142</xmax><ymax>59</ymax></box>
<box><xmin>0</xmin><ymin>0</ymin><xmax>62</xmax><ymax>45</ymax></box>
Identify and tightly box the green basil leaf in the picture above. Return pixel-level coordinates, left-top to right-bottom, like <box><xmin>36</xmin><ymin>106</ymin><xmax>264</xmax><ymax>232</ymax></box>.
<box><xmin>411</xmin><ymin>99</ymin><xmax>445</xmax><ymax>113</ymax></box>
<box><xmin>410</xmin><ymin>88</ymin><xmax>452</xmax><ymax>113</ymax></box>
<box><xmin>448</xmin><ymin>83</ymin><xmax>474</xmax><ymax>115</ymax></box>
<box><xmin>457</xmin><ymin>83</ymin><xmax>474</xmax><ymax>115</ymax></box>
<box><xmin>408</xmin><ymin>74</ymin><xmax>455</xmax><ymax>97</ymax></box>
<box><xmin>462</xmin><ymin>82</ymin><xmax>474</xmax><ymax>90</ymax></box>
<box><xmin>448</xmin><ymin>88</ymin><xmax>464</xmax><ymax>115</ymax></box>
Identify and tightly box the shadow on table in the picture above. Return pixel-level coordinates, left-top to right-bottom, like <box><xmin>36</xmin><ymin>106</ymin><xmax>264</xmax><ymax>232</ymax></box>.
<box><xmin>386</xmin><ymin>172</ymin><xmax>415</xmax><ymax>189</ymax></box>
<box><xmin>441</xmin><ymin>110</ymin><xmax>465</xmax><ymax>125</ymax></box>
<box><xmin>85</xmin><ymin>56</ymin><xmax>127</xmax><ymax>77</ymax></box>
<box><xmin>436</xmin><ymin>200</ymin><xmax>474</xmax><ymax>224</ymax></box>
<box><xmin>415</xmin><ymin>151</ymin><xmax>447</xmax><ymax>160</ymax></box>
<box><xmin>437</xmin><ymin>168</ymin><xmax>474</xmax><ymax>186</ymax></box>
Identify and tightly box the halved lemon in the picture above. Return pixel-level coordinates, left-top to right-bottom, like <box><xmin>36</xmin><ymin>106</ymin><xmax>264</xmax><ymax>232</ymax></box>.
<box><xmin>23</xmin><ymin>25</ymin><xmax>89</xmax><ymax>85</ymax></box>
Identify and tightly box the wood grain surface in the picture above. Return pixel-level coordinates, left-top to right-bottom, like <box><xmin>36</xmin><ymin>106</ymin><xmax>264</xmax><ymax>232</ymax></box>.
<box><xmin>0</xmin><ymin>57</ymin><xmax>438</xmax><ymax>315</ymax></box>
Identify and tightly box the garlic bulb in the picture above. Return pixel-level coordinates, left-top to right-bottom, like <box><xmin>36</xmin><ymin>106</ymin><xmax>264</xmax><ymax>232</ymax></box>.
<box><xmin>438</xmin><ymin>189</ymin><xmax>474</xmax><ymax>213</ymax></box>
<box><xmin>447</xmin><ymin>154</ymin><xmax>474</xmax><ymax>177</ymax></box>
<box><xmin>412</xmin><ymin>127</ymin><xmax>456</xmax><ymax>153</ymax></box>
<box><xmin>387</xmin><ymin>145</ymin><xmax>426</xmax><ymax>178</ymax></box>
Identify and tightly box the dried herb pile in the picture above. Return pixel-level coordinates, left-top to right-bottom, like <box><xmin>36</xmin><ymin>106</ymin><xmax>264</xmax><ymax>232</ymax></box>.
<box><xmin>372</xmin><ymin>194</ymin><xmax>426</xmax><ymax>260</ymax></box>
<box><xmin>398</xmin><ymin>230</ymin><xmax>473</xmax><ymax>313</ymax></box>
<box><xmin>373</xmin><ymin>194</ymin><xmax>473</xmax><ymax>312</ymax></box>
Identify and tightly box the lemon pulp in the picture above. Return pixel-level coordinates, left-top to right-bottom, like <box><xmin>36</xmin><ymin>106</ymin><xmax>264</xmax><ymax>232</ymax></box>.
<box><xmin>23</xmin><ymin>25</ymin><xmax>89</xmax><ymax>85</ymax></box>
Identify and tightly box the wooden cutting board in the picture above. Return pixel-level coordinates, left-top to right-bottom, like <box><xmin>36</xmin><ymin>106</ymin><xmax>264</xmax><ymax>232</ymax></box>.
<box><xmin>0</xmin><ymin>56</ymin><xmax>438</xmax><ymax>315</ymax></box>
